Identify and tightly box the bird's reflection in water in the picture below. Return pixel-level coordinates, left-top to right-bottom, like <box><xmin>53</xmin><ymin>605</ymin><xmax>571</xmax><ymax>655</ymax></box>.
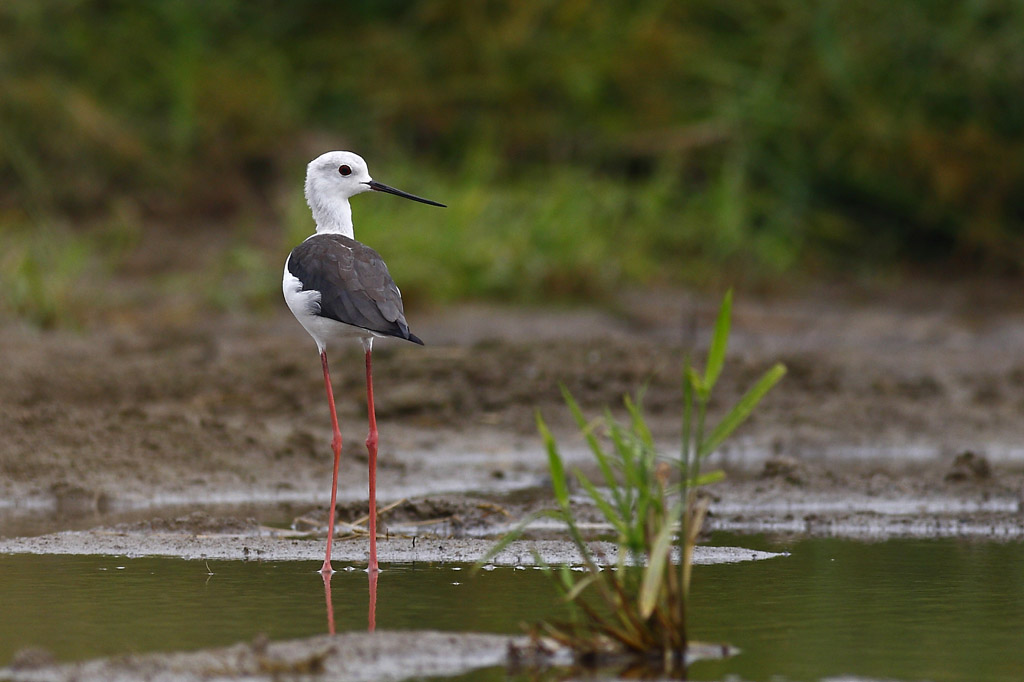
<box><xmin>368</xmin><ymin>569</ymin><xmax>378</xmax><ymax>632</ymax></box>
<box><xmin>322</xmin><ymin>568</ymin><xmax>379</xmax><ymax>634</ymax></box>
<box><xmin>322</xmin><ymin>572</ymin><xmax>336</xmax><ymax>635</ymax></box>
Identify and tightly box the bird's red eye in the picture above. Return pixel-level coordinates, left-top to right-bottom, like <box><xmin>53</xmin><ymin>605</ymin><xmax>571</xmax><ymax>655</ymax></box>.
<box><xmin>339</xmin><ymin>165</ymin><xmax>352</xmax><ymax>176</ymax></box>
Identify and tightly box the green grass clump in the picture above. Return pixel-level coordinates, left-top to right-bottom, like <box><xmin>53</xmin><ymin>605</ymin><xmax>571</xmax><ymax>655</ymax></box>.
<box><xmin>484</xmin><ymin>291</ymin><xmax>785</xmax><ymax>671</ymax></box>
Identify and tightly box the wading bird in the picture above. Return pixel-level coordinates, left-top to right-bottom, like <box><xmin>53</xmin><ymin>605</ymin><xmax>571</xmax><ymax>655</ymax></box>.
<box><xmin>283</xmin><ymin>151</ymin><xmax>444</xmax><ymax>574</ymax></box>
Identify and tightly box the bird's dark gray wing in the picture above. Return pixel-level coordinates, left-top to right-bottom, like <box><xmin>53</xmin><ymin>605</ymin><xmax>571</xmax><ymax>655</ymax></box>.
<box><xmin>287</xmin><ymin>234</ymin><xmax>423</xmax><ymax>344</ymax></box>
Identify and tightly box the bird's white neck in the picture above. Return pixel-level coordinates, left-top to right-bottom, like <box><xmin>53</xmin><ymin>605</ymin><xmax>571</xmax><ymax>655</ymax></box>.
<box><xmin>310</xmin><ymin>197</ymin><xmax>354</xmax><ymax>238</ymax></box>
<box><xmin>306</xmin><ymin>180</ymin><xmax>355</xmax><ymax>238</ymax></box>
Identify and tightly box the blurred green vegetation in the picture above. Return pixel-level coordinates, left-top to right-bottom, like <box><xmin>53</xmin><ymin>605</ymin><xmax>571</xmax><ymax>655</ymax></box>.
<box><xmin>2</xmin><ymin>1</ymin><xmax>1024</xmax><ymax>324</ymax></box>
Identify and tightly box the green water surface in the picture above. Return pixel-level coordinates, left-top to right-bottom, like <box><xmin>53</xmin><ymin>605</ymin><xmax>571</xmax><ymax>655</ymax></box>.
<box><xmin>1</xmin><ymin>535</ymin><xmax>1022</xmax><ymax>681</ymax></box>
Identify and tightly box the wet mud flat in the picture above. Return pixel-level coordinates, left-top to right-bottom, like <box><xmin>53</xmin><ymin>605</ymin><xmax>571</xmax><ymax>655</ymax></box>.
<box><xmin>3</xmin><ymin>284</ymin><xmax>1024</xmax><ymax>680</ymax></box>
<box><xmin>3</xmin><ymin>285</ymin><xmax>1024</xmax><ymax>540</ymax></box>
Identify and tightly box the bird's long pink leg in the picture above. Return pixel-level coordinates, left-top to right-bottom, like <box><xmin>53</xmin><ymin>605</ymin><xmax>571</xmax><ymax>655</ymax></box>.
<box><xmin>364</xmin><ymin>341</ymin><xmax>379</xmax><ymax>573</ymax></box>
<box><xmin>320</xmin><ymin>350</ymin><xmax>342</xmax><ymax>575</ymax></box>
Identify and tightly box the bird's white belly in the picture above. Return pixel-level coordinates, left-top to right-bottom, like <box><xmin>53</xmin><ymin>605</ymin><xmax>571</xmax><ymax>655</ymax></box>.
<box><xmin>283</xmin><ymin>258</ymin><xmax>374</xmax><ymax>352</ymax></box>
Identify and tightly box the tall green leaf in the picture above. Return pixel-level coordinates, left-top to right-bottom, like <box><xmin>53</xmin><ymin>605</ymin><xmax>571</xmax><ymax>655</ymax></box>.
<box><xmin>698</xmin><ymin>362</ymin><xmax>786</xmax><ymax>459</ymax></box>
<box><xmin>575</xmin><ymin>469</ymin><xmax>628</xmax><ymax>538</ymax></box>
<box><xmin>638</xmin><ymin>506</ymin><xmax>679</xmax><ymax>619</ymax></box>
<box><xmin>625</xmin><ymin>392</ymin><xmax>654</xmax><ymax>450</ymax></box>
<box><xmin>563</xmin><ymin>385</ymin><xmax>626</xmax><ymax>511</ymax></box>
<box><xmin>703</xmin><ymin>289</ymin><xmax>733</xmax><ymax>392</ymax></box>
<box><xmin>681</xmin><ymin>355</ymin><xmax>694</xmax><ymax>475</ymax></box>
<box><xmin>537</xmin><ymin>411</ymin><xmax>571</xmax><ymax>509</ymax></box>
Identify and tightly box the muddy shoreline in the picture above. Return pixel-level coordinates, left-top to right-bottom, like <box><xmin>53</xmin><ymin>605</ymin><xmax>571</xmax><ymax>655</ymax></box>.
<box><xmin>4</xmin><ymin>287</ymin><xmax>1024</xmax><ymax>545</ymax></box>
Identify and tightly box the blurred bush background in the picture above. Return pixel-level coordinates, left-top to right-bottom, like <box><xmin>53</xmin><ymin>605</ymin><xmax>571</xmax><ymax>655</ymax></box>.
<box><xmin>2</xmin><ymin>0</ymin><xmax>1023</xmax><ymax>326</ymax></box>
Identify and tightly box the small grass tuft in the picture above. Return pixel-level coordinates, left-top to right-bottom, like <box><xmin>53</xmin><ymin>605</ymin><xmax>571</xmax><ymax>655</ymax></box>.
<box><xmin>483</xmin><ymin>291</ymin><xmax>785</xmax><ymax>672</ymax></box>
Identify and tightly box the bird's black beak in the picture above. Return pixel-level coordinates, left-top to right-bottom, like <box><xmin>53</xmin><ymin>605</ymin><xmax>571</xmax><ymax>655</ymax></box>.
<box><xmin>365</xmin><ymin>180</ymin><xmax>446</xmax><ymax>207</ymax></box>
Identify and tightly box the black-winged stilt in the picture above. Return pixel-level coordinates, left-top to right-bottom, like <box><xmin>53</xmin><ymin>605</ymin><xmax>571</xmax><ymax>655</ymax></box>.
<box><xmin>283</xmin><ymin>151</ymin><xmax>445</xmax><ymax>574</ymax></box>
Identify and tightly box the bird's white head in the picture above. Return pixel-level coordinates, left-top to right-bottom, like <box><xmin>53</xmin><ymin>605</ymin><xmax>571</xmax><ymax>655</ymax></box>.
<box><xmin>305</xmin><ymin>151</ymin><xmax>371</xmax><ymax>238</ymax></box>
<box><xmin>304</xmin><ymin>151</ymin><xmax>446</xmax><ymax>238</ymax></box>
<box><xmin>306</xmin><ymin>151</ymin><xmax>373</xmax><ymax>202</ymax></box>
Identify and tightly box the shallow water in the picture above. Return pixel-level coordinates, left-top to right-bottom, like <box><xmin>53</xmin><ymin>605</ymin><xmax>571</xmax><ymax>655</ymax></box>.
<box><xmin>691</xmin><ymin>534</ymin><xmax>1024</xmax><ymax>682</ymax></box>
<box><xmin>2</xmin><ymin>535</ymin><xmax>1023</xmax><ymax>681</ymax></box>
<box><xmin>0</xmin><ymin>556</ymin><xmax>565</xmax><ymax>665</ymax></box>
